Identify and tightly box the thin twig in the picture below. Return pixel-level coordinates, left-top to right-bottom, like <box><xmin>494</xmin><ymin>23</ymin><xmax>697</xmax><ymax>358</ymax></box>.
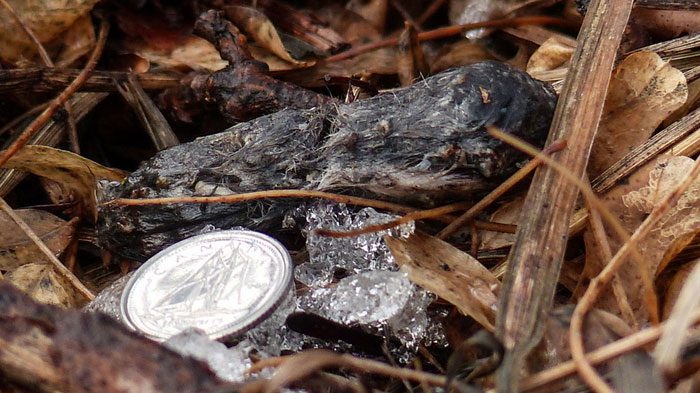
<box><xmin>110</xmin><ymin>189</ymin><xmax>423</xmax><ymax>215</ymax></box>
<box><xmin>0</xmin><ymin>197</ymin><xmax>93</xmax><ymax>300</ymax></box>
<box><xmin>325</xmin><ymin>16</ymin><xmax>570</xmax><ymax>62</ymax></box>
<box><xmin>0</xmin><ymin>19</ymin><xmax>109</xmax><ymax>168</ymax></box>
<box><xmin>585</xmin><ymin>195</ymin><xmax>637</xmax><ymax>329</ymax></box>
<box><xmin>247</xmin><ymin>350</ymin><xmax>446</xmax><ymax>387</ymax></box>
<box><xmin>570</xmin><ymin>154</ymin><xmax>700</xmax><ymax>393</ymax></box>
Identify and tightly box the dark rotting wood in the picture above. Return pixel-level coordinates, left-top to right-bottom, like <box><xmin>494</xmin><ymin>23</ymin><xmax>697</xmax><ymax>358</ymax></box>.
<box><xmin>0</xmin><ymin>282</ymin><xmax>225</xmax><ymax>393</ymax></box>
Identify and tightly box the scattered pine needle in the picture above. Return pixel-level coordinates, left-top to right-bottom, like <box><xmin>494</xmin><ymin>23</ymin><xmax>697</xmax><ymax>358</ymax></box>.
<box><xmin>110</xmin><ymin>189</ymin><xmax>430</xmax><ymax>217</ymax></box>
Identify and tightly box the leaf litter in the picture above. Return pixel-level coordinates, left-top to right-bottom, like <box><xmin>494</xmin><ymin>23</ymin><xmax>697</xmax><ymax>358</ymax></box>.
<box><xmin>2</xmin><ymin>1</ymin><xmax>700</xmax><ymax>392</ymax></box>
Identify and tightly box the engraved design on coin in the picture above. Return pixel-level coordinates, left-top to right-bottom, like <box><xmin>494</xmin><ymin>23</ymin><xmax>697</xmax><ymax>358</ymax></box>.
<box><xmin>121</xmin><ymin>230</ymin><xmax>292</xmax><ymax>341</ymax></box>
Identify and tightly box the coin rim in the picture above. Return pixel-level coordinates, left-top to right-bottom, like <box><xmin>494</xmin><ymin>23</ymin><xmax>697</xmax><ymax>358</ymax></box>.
<box><xmin>120</xmin><ymin>230</ymin><xmax>293</xmax><ymax>341</ymax></box>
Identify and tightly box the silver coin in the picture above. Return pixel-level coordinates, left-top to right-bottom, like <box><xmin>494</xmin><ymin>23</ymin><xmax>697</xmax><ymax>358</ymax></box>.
<box><xmin>120</xmin><ymin>230</ymin><xmax>293</xmax><ymax>341</ymax></box>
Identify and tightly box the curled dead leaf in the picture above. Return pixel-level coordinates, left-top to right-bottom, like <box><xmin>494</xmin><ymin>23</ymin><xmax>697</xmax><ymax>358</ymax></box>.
<box><xmin>480</xmin><ymin>197</ymin><xmax>524</xmax><ymax>251</ymax></box>
<box><xmin>5</xmin><ymin>263</ymin><xmax>81</xmax><ymax>307</ymax></box>
<box><xmin>55</xmin><ymin>15</ymin><xmax>95</xmax><ymax>68</ymax></box>
<box><xmin>224</xmin><ymin>5</ymin><xmax>312</xmax><ymax>67</ymax></box>
<box><xmin>135</xmin><ymin>35</ymin><xmax>228</xmax><ymax>72</ymax></box>
<box><xmin>2</xmin><ymin>146</ymin><xmax>126</xmax><ymax>222</ymax></box>
<box><xmin>0</xmin><ymin>209</ymin><xmax>77</xmax><ymax>271</ymax></box>
<box><xmin>526</xmin><ymin>36</ymin><xmax>575</xmax><ymax>75</ymax></box>
<box><xmin>588</xmin><ymin>51</ymin><xmax>688</xmax><ymax>178</ymax></box>
<box><xmin>0</xmin><ymin>0</ymin><xmax>99</xmax><ymax>65</ymax></box>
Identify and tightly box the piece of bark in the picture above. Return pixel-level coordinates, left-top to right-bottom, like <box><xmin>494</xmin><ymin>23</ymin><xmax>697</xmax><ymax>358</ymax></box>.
<box><xmin>98</xmin><ymin>61</ymin><xmax>557</xmax><ymax>261</ymax></box>
<box><xmin>160</xmin><ymin>10</ymin><xmax>332</xmax><ymax>124</ymax></box>
<box><xmin>0</xmin><ymin>282</ymin><xmax>225</xmax><ymax>393</ymax></box>
<box><xmin>495</xmin><ymin>0</ymin><xmax>634</xmax><ymax>391</ymax></box>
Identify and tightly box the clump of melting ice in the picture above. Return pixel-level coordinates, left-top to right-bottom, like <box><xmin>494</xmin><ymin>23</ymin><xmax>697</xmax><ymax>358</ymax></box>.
<box><xmin>84</xmin><ymin>272</ymin><xmax>133</xmax><ymax>323</ymax></box>
<box><xmin>298</xmin><ymin>271</ymin><xmax>432</xmax><ymax>349</ymax></box>
<box><xmin>164</xmin><ymin>328</ymin><xmax>253</xmax><ymax>383</ymax></box>
<box><xmin>295</xmin><ymin>203</ymin><xmax>414</xmax><ymax>287</ymax></box>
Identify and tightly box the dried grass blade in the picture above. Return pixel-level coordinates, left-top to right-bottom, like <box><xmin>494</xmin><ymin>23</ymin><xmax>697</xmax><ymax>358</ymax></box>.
<box><xmin>494</xmin><ymin>0</ymin><xmax>634</xmax><ymax>390</ymax></box>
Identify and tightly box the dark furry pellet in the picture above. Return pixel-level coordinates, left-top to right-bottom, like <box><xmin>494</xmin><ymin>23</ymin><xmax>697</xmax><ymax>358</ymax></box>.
<box><xmin>98</xmin><ymin>61</ymin><xmax>557</xmax><ymax>260</ymax></box>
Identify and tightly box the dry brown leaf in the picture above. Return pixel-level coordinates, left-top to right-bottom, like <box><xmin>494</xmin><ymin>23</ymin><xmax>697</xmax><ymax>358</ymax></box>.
<box><xmin>135</xmin><ymin>35</ymin><xmax>227</xmax><ymax>72</ymax></box>
<box><xmin>588</xmin><ymin>51</ymin><xmax>688</xmax><ymax>178</ymax></box>
<box><xmin>579</xmin><ymin>155</ymin><xmax>700</xmax><ymax>323</ymax></box>
<box><xmin>633</xmin><ymin>9</ymin><xmax>700</xmax><ymax>39</ymax></box>
<box><xmin>0</xmin><ymin>209</ymin><xmax>77</xmax><ymax>271</ymax></box>
<box><xmin>386</xmin><ymin>232</ymin><xmax>500</xmax><ymax>331</ymax></box>
<box><xmin>54</xmin><ymin>14</ymin><xmax>95</xmax><ymax>68</ymax></box>
<box><xmin>248</xmin><ymin>45</ymin><xmax>307</xmax><ymax>72</ymax></box>
<box><xmin>3</xmin><ymin>146</ymin><xmax>126</xmax><ymax>222</ymax></box>
<box><xmin>665</xmin><ymin>76</ymin><xmax>700</xmax><ymax>127</ymax></box>
<box><xmin>397</xmin><ymin>23</ymin><xmax>429</xmax><ymax>86</ymax></box>
<box><xmin>479</xmin><ymin>196</ymin><xmax>524</xmax><ymax>251</ymax></box>
<box><xmin>346</xmin><ymin>0</ymin><xmax>388</xmax><ymax>32</ymax></box>
<box><xmin>224</xmin><ymin>6</ymin><xmax>312</xmax><ymax>67</ymax></box>
<box><xmin>315</xmin><ymin>5</ymin><xmax>382</xmax><ymax>44</ymax></box>
<box><xmin>526</xmin><ymin>36</ymin><xmax>575</xmax><ymax>74</ymax></box>
<box><xmin>273</xmin><ymin>5</ymin><xmax>394</xmax><ymax>88</ymax></box>
<box><xmin>5</xmin><ymin>263</ymin><xmax>81</xmax><ymax>307</ymax></box>
<box><xmin>0</xmin><ymin>0</ymin><xmax>99</xmax><ymax>65</ymax></box>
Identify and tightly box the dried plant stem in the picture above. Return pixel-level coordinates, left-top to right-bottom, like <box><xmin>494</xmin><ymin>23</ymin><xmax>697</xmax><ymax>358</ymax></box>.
<box><xmin>247</xmin><ymin>350</ymin><xmax>446</xmax><ymax>387</ymax></box>
<box><xmin>326</xmin><ymin>16</ymin><xmax>570</xmax><ymax>62</ymax></box>
<box><xmin>0</xmin><ymin>0</ymin><xmax>81</xmax><ymax>153</ymax></box>
<box><xmin>0</xmin><ymin>19</ymin><xmax>108</xmax><ymax>168</ymax></box>
<box><xmin>584</xmin><ymin>188</ymin><xmax>637</xmax><ymax>329</ymax></box>
<box><xmin>112</xmin><ymin>189</ymin><xmax>422</xmax><ymax>215</ymax></box>
<box><xmin>570</xmin><ymin>155</ymin><xmax>700</xmax><ymax>393</ymax></box>
<box><xmin>0</xmin><ymin>197</ymin><xmax>93</xmax><ymax>300</ymax></box>
<box><xmin>494</xmin><ymin>1</ymin><xmax>633</xmax><ymax>390</ymax></box>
